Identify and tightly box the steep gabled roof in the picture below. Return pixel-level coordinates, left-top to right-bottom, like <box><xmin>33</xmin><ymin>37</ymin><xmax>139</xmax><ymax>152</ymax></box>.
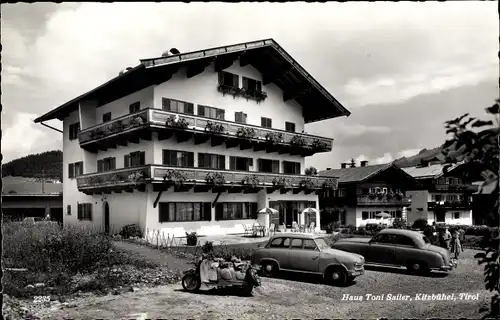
<box><xmin>401</xmin><ymin>163</ymin><xmax>462</xmax><ymax>179</ymax></box>
<box><xmin>34</xmin><ymin>38</ymin><xmax>350</xmax><ymax>124</ymax></box>
<box><xmin>318</xmin><ymin>163</ymin><xmax>392</xmax><ymax>183</ymax></box>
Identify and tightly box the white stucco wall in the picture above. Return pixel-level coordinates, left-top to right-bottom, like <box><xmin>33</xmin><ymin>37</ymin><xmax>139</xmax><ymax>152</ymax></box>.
<box><xmin>427</xmin><ymin>210</ymin><xmax>473</xmax><ymax>226</ymax></box>
<box><xmin>95</xmin><ymin>86</ymin><xmax>154</xmax><ymax>125</ymax></box>
<box><xmin>405</xmin><ymin>190</ymin><xmax>429</xmax><ymax>225</ymax></box>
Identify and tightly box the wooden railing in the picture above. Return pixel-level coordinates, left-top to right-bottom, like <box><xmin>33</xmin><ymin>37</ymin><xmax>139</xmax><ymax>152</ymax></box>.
<box><xmin>357</xmin><ymin>195</ymin><xmax>411</xmax><ymax>206</ymax></box>
<box><xmin>76</xmin><ymin>164</ymin><xmax>338</xmax><ymax>190</ymax></box>
<box><xmin>78</xmin><ymin>108</ymin><xmax>333</xmax><ymax>150</ymax></box>
<box><xmin>427</xmin><ymin>201</ymin><xmax>472</xmax><ymax>209</ymax></box>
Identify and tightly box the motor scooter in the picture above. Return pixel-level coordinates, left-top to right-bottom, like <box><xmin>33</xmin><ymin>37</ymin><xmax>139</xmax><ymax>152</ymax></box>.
<box><xmin>182</xmin><ymin>254</ymin><xmax>261</xmax><ymax>296</ymax></box>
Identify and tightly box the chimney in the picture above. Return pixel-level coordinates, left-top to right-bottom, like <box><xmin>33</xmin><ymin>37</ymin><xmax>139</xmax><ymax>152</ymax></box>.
<box><xmin>326</xmin><ymin>168</ymin><xmax>332</xmax><ymax>170</ymax></box>
<box><xmin>340</xmin><ymin>163</ymin><xmax>348</xmax><ymax>169</ymax></box>
<box><xmin>350</xmin><ymin>158</ymin><xmax>356</xmax><ymax>168</ymax></box>
<box><xmin>361</xmin><ymin>160</ymin><xmax>369</xmax><ymax>167</ymax></box>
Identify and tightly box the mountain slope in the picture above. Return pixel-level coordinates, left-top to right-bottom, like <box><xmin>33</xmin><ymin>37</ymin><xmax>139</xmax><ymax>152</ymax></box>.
<box><xmin>2</xmin><ymin>150</ymin><xmax>63</xmax><ymax>180</ymax></box>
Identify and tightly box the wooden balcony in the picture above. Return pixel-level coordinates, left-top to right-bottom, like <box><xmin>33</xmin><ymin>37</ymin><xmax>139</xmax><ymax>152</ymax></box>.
<box><xmin>77</xmin><ymin>108</ymin><xmax>333</xmax><ymax>156</ymax></box>
<box><xmin>76</xmin><ymin>165</ymin><xmax>338</xmax><ymax>195</ymax></box>
<box><xmin>427</xmin><ymin>201</ymin><xmax>472</xmax><ymax>210</ymax></box>
<box><xmin>357</xmin><ymin>194</ymin><xmax>411</xmax><ymax>207</ymax></box>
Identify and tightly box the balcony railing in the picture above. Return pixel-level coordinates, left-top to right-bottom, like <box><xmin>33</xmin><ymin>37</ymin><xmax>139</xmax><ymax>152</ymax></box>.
<box><xmin>76</xmin><ymin>165</ymin><xmax>338</xmax><ymax>193</ymax></box>
<box><xmin>433</xmin><ymin>183</ymin><xmax>470</xmax><ymax>191</ymax></box>
<box><xmin>357</xmin><ymin>194</ymin><xmax>411</xmax><ymax>206</ymax></box>
<box><xmin>77</xmin><ymin>108</ymin><xmax>333</xmax><ymax>152</ymax></box>
<box><xmin>427</xmin><ymin>200</ymin><xmax>472</xmax><ymax>209</ymax></box>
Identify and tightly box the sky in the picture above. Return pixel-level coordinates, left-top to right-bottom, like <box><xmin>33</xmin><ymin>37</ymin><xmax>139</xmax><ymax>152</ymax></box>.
<box><xmin>1</xmin><ymin>2</ymin><xmax>498</xmax><ymax>170</ymax></box>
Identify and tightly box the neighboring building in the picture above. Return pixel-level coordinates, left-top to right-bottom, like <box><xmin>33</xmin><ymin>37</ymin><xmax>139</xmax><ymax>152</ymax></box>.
<box><xmin>318</xmin><ymin>161</ymin><xmax>416</xmax><ymax>228</ymax></box>
<box><xmin>402</xmin><ymin>163</ymin><xmax>477</xmax><ymax>226</ymax></box>
<box><xmin>33</xmin><ymin>39</ymin><xmax>350</xmax><ymax>237</ymax></box>
<box><xmin>2</xmin><ymin>176</ymin><xmax>63</xmax><ymax>223</ymax></box>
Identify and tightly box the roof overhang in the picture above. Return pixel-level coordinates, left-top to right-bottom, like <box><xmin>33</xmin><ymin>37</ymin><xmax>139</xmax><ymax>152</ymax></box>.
<box><xmin>34</xmin><ymin>38</ymin><xmax>350</xmax><ymax>124</ymax></box>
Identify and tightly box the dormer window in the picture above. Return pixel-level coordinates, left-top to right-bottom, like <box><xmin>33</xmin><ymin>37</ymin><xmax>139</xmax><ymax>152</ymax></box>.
<box><xmin>218</xmin><ymin>72</ymin><xmax>239</xmax><ymax>88</ymax></box>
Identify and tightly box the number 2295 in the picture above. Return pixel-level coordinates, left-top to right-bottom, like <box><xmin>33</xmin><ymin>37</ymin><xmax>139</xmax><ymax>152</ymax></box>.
<box><xmin>33</xmin><ymin>296</ymin><xmax>50</xmax><ymax>303</ymax></box>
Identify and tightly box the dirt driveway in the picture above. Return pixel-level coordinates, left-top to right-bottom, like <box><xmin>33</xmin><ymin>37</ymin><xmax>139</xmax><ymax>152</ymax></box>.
<box><xmin>35</xmin><ymin>243</ymin><xmax>492</xmax><ymax>319</ymax></box>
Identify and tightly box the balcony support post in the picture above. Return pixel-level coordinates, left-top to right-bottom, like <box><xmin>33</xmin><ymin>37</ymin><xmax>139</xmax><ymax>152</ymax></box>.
<box><xmin>212</xmin><ymin>189</ymin><xmax>223</xmax><ymax>208</ymax></box>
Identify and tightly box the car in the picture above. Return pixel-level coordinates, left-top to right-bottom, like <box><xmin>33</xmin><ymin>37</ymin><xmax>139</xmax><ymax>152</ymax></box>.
<box><xmin>331</xmin><ymin>229</ymin><xmax>454</xmax><ymax>274</ymax></box>
<box><xmin>22</xmin><ymin>217</ymin><xmax>45</xmax><ymax>223</ymax></box>
<box><xmin>251</xmin><ymin>233</ymin><xmax>365</xmax><ymax>286</ymax></box>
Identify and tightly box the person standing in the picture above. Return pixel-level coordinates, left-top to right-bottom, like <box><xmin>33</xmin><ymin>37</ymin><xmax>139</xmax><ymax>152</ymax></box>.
<box><xmin>450</xmin><ymin>229</ymin><xmax>463</xmax><ymax>266</ymax></box>
<box><xmin>431</xmin><ymin>222</ymin><xmax>438</xmax><ymax>244</ymax></box>
<box><xmin>443</xmin><ymin>227</ymin><xmax>452</xmax><ymax>250</ymax></box>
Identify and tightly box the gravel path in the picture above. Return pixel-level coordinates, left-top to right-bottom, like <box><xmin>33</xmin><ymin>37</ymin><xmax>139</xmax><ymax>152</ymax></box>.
<box><xmin>34</xmin><ymin>244</ymin><xmax>493</xmax><ymax>319</ymax></box>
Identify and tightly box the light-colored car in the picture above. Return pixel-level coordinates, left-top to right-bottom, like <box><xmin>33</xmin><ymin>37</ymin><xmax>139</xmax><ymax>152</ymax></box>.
<box><xmin>331</xmin><ymin>229</ymin><xmax>453</xmax><ymax>274</ymax></box>
<box><xmin>251</xmin><ymin>233</ymin><xmax>365</xmax><ymax>286</ymax></box>
<box><xmin>359</xmin><ymin>217</ymin><xmax>394</xmax><ymax>228</ymax></box>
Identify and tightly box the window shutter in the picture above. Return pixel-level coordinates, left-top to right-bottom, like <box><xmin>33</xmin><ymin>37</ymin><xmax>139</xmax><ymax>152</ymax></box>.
<box><xmin>230</xmin><ymin>157</ymin><xmax>236</xmax><ymax>170</ymax></box>
<box><xmin>248</xmin><ymin>158</ymin><xmax>253</xmax><ymax>168</ymax></box>
<box><xmin>140</xmin><ymin>152</ymin><xmax>146</xmax><ymax>165</ymax></box>
<box><xmin>77</xmin><ymin>203</ymin><xmax>82</xmax><ymax>220</ymax></box>
<box><xmin>187</xmin><ymin>152</ymin><xmax>194</xmax><ymax>167</ymax></box>
<box><xmin>124</xmin><ymin>155</ymin><xmax>130</xmax><ymax>168</ymax></box>
<box><xmin>272</xmin><ymin>160</ymin><xmax>280</xmax><ymax>173</ymax></box>
<box><xmin>67</xmin><ymin>205</ymin><xmax>71</xmax><ymax>215</ymax></box>
<box><xmin>217</xmin><ymin>109</ymin><xmax>225</xmax><ymax>120</ymax></box>
<box><xmin>257</xmin><ymin>159</ymin><xmax>263</xmax><ymax>171</ymax></box>
<box><xmin>96</xmin><ymin>160</ymin><xmax>101</xmax><ymax>173</ymax></box>
<box><xmin>197</xmin><ymin>105</ymin><xmax>205</xmax><ymax>116</ymax></box>
<box><xmin>218</xmin><ymin>72</ymin><xmax>224</xmax><ymax>85</ymax></box>
<box><xmin>243</xmin><ymin>77</ymin><xmax>249</xmax><ymax>90</ymax></box>
<box><xmin>170</xmin><ymin>151</ymin><xmax>177</xmax><ymax>166</ymax></box>
<box><xmin>129</xmin><ymin>104</ymin><xmax>133</xmax><ymax>114</ymax></box>
<box><xmin>198</xmin><ymin>153</ymin><xmax>205</xmax><ymax>168</ymax></box>
<box><xmin>261</xmin><ymin>117</ymin><xmax>266</xmax><ymax>127</ymax></box>
<box><xmin>235</xmin><ymin>112</ymin><xmax>241</xmax><ymax>123</ymax></box>
<box><xmin>232</xmin><ymin>74</ymin><xmax>239</xmax><ymax>87</ymax></box>
<box><xmin>68</xmin><ymin>163</ymin><xmax>74</xmax><ymax>178</ymax></box>
<box><xmin>256</xmin><ymin>81</ymin><xmax>262</xmax><ymax>92</ymax></box>
<box><xmin>243</xmin><ymin>113</ymin><xmax>247</xmax><ymax>123</ymax></box>
<box><xmin>185</xmin><ymin>103</ymin><xmax>194</xmax><ymax>115</ymax></box>
<box><xmin>250</xmin><ymin>203</ymin><xmax>258</xmax><ymax>219</ymax></box>
<box><xmin>215</xmin><ymin>203</ymin><xmax>223</xmax><ymax>221</ymax></box>
<box><xmin>87</xmin><ymin>203</ymin><xmax>92</xmax><ymax>221</ymax></box>
<box><xmin>203</xmin><ymin>202</ymin><xmax>212</xmax><ymax>221</ymax></box>
<box><xmin>110</xmin><ymin>157</ymin><xmax>116</xmax><ymax>170</ymax></box>
<box><xmin>219</xmin><ymin>155</ymin><xmax>226</xmax><ymax>170</ymax></box>
<box><xmin>162</xmin><ymin>98</ymin><xmax>170</xmax><ymax>111</ymax></box>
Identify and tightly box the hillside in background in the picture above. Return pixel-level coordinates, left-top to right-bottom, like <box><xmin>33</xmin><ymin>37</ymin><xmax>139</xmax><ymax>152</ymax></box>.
<box><xmin>2</xmin><ymin>150</ymin><xmax>63</xmax><ymax>181</ymax></box>
<box><xmin>393</xmin><ymin>143</ymin><xmax>466</xmax><ymax>168</ymax></box>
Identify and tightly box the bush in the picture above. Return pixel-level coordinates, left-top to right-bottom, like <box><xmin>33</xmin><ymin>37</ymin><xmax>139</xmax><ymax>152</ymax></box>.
<box><xmin>119</xmin><ymin>224</ymin><xmax>143</xmax><ymax>239</ymax></box>
<box><xmin>412</xmin><ymin>218</ymin><xmax>428</xmax><ymax>230</ymax></box>
<box><xmin>325</xmin><ymin>222</ymin><xmax>341</xmax><ymax>234</ymax></box>
<box><xmin>392</xmin><ymin>218</ymin><xmax>407</xmax><ymax>229</ymax></box>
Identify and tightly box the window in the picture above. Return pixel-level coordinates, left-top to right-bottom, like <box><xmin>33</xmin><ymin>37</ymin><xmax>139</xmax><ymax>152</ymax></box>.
<box><xmin>218</xmin><ymin>71</ymin><xmax>239</xmax><ymax>87</ymax></box>
<box><xmin>338</xmin><ymin>188</ymin><xmax>347</xmax><ymax>197</ymax></box>
<box><xmin>158</xmin><ymin>202</ymin><xmax>211</xmax><ymax>222</ymax></box>
<box><xmin>235</xmin><ymin>112</ymin><xmax>248</xmax><ymax>124</ymax></box>
<box><xmin>396</xmin><ymin>210</ymin><xmax>402</xmax><ymax>218</ymax></box>
<box><xmin>394</xmin><ymin>235</ymin><xmax>415</xmax><ymax>247</ymax></box>
<box><xmin>129</xmin><ymin>101</ymin><xmax>140</xmax><ymax>114</ymax></box>
<box><xmin>102</xmin><ymin>112</ymin><xmax>112</xmax><ymax>123</ymax></box>
<box><xmin>69</xmin><ymin>122</ymin><xmax>80</xmax><ymax>141</ymax></box>
<box><xmin>283</xmin><ymin>161</ymin><xmax>301</xmax><ymax>175</ymax></box>
<box><xmin>435</xmin><ymin>194</ymin><xmax>442</xmax><ymax>201</ymax></box>
<box><xmin>285</xmin><ymin>122</ymin><xmax>296</xmax><ymax>132</ymax></box>
<box><xmin>163</xmin><ymin>150</ymin><xmax>194</xmax><ymax>167</ymax></box>
<box><xmin>67</xmin><ymin>205</ymin><xmax>71</xmax><ymax>215</ymax></box>
<box><xmin>97</xmin><ymin>157</ymin><xmax>116</xmax><ymax>172</ymax></box>
<box><xmin>290</xmin><ymin>238</ymin><xmax>303</xmax><ymax>249</ymax></box>
<box><xmin>215</xmin><ymin>202</ymin><xmax>258</xmax><ymax>220</ymax></box>
<box><xmin>303</xmin><ymin>239</ymin><xmax>318</xmax><ymax>250</ymax></box>
<box><xmin>362</xmin><ymin>211</ymin><xmax>369</xmax><ymax>220</ymax></box>
<box><xmin>198</xmin><ymin>153</ymin><xmax>225</xmax><ymax>170</ymax></box>
<box><xmin>162</xmin><ymin>98</ymin><xmax>194</xmax><ymax>115</ymax></box>
<box><xmin>125</xmin><ymin>151</ymin><xmax>146</xmax><ymax>168</ymax></box>
<box><xmin>77</xmin><ymin>203</ymin><xmax>92</xmax><ymax>221</ymax></box>
<box><xmin>453</xmin><ymin>212</ymin><xmax>461</xmax><ymax>219</ymax></box>
<box><xmin>261</xmin><ymin>117</ymin><xmax>272</xmax><ymax>128</ymax></box>
<box><xmin>258</xmin><ymin>159</ymin><xmax>280</xmax><ymax>173</ymax></box>
<box><xmin>361</xmin><ymin>211</ymin><xmax>382</xmax><ymax>220</ymax></box>
<box><xmin>198</xmin><ymin>105</ymin><xmax>225</xmax><ymax>120</ymax></box>
<box><xmin>229</xmin><ymin>156</ymin><xmax>253</xmax><ymax>171</ymax></box>
<box><xmin>68</xmin><ymin>161</ymin><xmax>84</xmax><ymax>178</ymax></box>
<box><xmin>371</xmin><ymin>234</ymin><xmax>397</xmax><ymax>244</ymax></box>
<box><xmin>269</xmin><ymin>237</ymin><xmax>290</xmax><ymax>248</ymax></box>
<box><xmin>242</xmin><ymin>77</ymin><xmax>262</xmax><ymax>93</ymax></box>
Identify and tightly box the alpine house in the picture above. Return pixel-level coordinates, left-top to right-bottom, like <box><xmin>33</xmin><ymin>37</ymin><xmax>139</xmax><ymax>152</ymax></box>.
<box><xmin>34</xmin><ymin>39</ymin><xmax>351</xmax><ymax>238</ymax></box>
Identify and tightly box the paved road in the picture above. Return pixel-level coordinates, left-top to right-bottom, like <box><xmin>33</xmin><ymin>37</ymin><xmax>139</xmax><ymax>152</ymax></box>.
<box><xmin>36</xmin><ymin>244</ymin><xmax>492</xmax><ymax>319</ymax></box>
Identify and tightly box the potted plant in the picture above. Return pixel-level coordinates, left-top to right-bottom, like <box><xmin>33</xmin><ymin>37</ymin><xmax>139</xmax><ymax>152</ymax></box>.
<box><xmin>242</xmin><ymin>175</ymin><xmax>260</xmax><ymax>188</ymax></box>
<box><xmin>205</xmin><ymin>172</ymin><xmax>226</xmax><ymax>187</ymax></box>
<box><xmin>311</xmin><ymin>139</ymin><xmax>328</xmax><ymax>150</ymax></box>
<box><xmin>186</xmin><ymin>232</ymin><xmax>198</xmax><ymax>246</ymax></box>
<box><xmin>368</xmin><ymin>192</ymin><xmax>377</xmax><ymax>200</ymax></box>
<box><xmin>305</xmin><ymin>166</ymin><xmax>318</xmax><ymax>176</ymax></box>
<box><xmin>255</xmin><ymin>91</ymin><xmax>268</xmax><ymax>103</ymax></box>
<box><xmin>376</xmin><ymin>192</ymin><xmax>385</xmax><ymax>200</ymax></box>
<box><xmin>236</xmin><ymin>127</ymin><xmax>256</xmax><ymax>139</ymax></box>
<box><xmin>322</xmin><ymin>178</ymin><xmax>337</xmax><ymax>191</ymax></box>
<box><xmin>205</xmin><ymin>121</ymin><xmax>225</xmax><ymax>134</ymax></box>
<box><xmin>217</xmin><ymin>84</ymin><xmax>241</xmax><ymax>98</ymax></box>
<box><xmin>110</xmin><ymin>120</ymin><xmax>125</xmax><ymax>133</ymax></box>
<box><xmin>394</xmin><ymin>191</ymin><xmax>404</xmax><ymax>200</ymax></box>
<box><xmin>163</xmin><ymin>169</ymin><xmax>188</xmax><ymax>187</ymax></box>
<box><xmin>165</xmin><ymin>115</ymin><xmax>189</xmax><ymax>129</ymax></box>
<box><xmin>272</xmin><ymin>176</ymin><xmax>292</xmax><ymax>188</ymax></box>
<box><xmin>130</xmin><ymin>115</ymin><xmax>146</xmax><ymax>127</ymax></box>
<box><xmin>386</xmin><ymin>190</ymin><xmax>395</xmax><ymax>200</ymax></box>
<box><xmin>299</xmin><ymin>177</ymin><xmax>317</xmax><ymax>190</ymax></box>
<box><xmin>128</xmin><ymin>171</ymin><xmax>145</xmax><ymax>185</ymax></box>
<box><xmin>265</xmin><ymin>132</ymin><xmax>283</xmax><ymax>144</ymax></box>
<box><xmin>290</xmin><ymin>135</ymin><xmax>306</xmax><ymax>147</ymax></box>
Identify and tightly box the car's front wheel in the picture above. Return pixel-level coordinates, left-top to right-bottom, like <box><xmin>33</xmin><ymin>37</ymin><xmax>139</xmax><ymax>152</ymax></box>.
<box><xmin>260</xmin><ymin>261</ymin><xmax>278</xmax><ymax>278</ymax></box>
<box><xmin>325</xmin><ymin>266</ymin><xmax>348</xmax><ymax>287</ymax></box>
<box><xmin>406</xmin><ymin>261</ymin><xmax>430</xmax><ymax>275</ymax></box>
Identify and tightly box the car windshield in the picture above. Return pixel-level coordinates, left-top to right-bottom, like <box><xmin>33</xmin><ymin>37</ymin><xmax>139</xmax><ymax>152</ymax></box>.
<box><xmin>314</xmin><ymin>238</ymin><xmax>330</xmax><ymax>250</ymax></box>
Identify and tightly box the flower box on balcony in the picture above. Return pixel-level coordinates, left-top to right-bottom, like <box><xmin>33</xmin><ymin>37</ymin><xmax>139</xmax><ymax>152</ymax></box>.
<box><xmin>272</xmin><ymin>176</ymin><xmax>292</xmax><ymax>188</ymax></box>
<box><xmin>311</xmin><ymin>139</ymin><xmax>328</xmax><ymax>151</ymax></box>
<box><xmin>205</xmin><ymin>172</ymin><xmax>226</xmax><ymax>187</ymax></box>
<box><xmin>240</xmin><ymin>89</ymin><xmax>268</xmax><ymax>104</ymax></box>
<box><xmin>242</xmin><ymin>175</ymin><xmax>261</xmax><ymax>188</ymax></box>
<box><xmin>163</xmin><ymin>169</ymin><xmax>188</xmax><ymax>187</ymax></box>
<box><xmin>217</xmin><ymin>84</ymin><xmax>241</xmax><ymax>98</ymax></box>
<box><xmin>265</xmin><ymin>132</ymin><xmax>283</xmax><ymax>144</ymax></box>
<box><xmin>322</xmin><ymin>178</ymin><xmax>337</xmax><ymax>191</ymax></box>
<box><xmin>299</xmin><ymin>177</ymin><xmax>317</xmax><ymax>190</ymax></box>
<box><xmin>129</xmin><ymin>115</ymin><xmax>147</xmax><ymax>128</ymax></box>
<box><xmin>165</xmin><ymin>115</ymin><xmax>189</xmax><ymax>129</ymax></box>
<box><xmin>236</xmin><ymin>127</ymin><xmax>256</xmax><ymax>139</ymax></box>
<box><xmin>290</xmin><ymin>135</ymin><xmax>306</xmax><ymax>147</ymax></box>
<box><xmin>205</xmin><ymin>121</ymin><xmax>225</xmax><ymax>134</ymax></box>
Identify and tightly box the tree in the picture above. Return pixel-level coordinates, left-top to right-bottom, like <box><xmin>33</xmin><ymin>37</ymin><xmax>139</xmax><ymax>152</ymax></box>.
<box><xmin>305</xmin><ymin>166</ymin><xmax>318</xmax><ymax>176</ymax></box>
<box><xmin>441</xmin><ymin>100</ymin><xmax>499</xmax><ymax>318</ymax></box>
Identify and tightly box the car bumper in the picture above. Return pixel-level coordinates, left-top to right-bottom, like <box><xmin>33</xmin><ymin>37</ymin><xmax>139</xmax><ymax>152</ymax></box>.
<box><xmin>348</xmin><ymin>267</ymin><xmax>365</xmax><ymax>277</ymax></box>
<box><xmin>438</xmin><ymin>264</ymin><xmax>454</xmax><ymax>271</ymax></box>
